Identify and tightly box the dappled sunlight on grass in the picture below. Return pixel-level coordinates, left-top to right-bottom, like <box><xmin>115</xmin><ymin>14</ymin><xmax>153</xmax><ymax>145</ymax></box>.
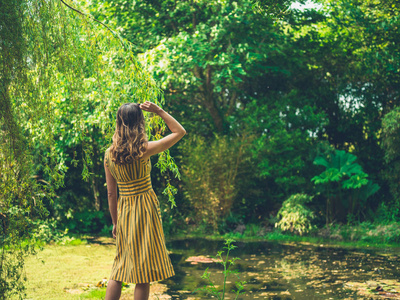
<box><xmin>16</xmin><ymin>238</ymin><xmax>115</xmax><ymax>299</ymax></box>
<box><xmin>15</xmin><ymin>237</ymin><xmax>172</xmax><ymax>300</ymax></box>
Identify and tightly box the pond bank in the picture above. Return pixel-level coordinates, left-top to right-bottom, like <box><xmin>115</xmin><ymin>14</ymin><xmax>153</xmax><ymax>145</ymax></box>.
<box><xmin>169</xmin><ymin>222</ymin><xmax>400</xmax><ymax>250</ymax></box>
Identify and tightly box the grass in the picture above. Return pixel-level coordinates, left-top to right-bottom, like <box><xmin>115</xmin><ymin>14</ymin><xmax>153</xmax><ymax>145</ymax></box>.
<box><xmin>80</xmin><ymin>289</ymin><xmax>107</xmax><ymax>299</ymax></box>
<box><xmin>13</xmin><ymin>237</ymin><xmax>112</xmax><ymax>300</ymax></box>
<box><xmin>15</xmin><ymin>236</ymin><xmax>170</xmax><ymax>300</ymax></box>
<box><xmin>12</xmin><ymin>237</ymin><xmax>141</xmax><ymax>300</ymax></box>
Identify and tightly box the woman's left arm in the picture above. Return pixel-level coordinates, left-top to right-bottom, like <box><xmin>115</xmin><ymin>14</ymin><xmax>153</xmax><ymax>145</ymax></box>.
<box><xmin>104</xmin><ymin>160</ymin><xmax>118</xmax><ymax>238</ymax></box>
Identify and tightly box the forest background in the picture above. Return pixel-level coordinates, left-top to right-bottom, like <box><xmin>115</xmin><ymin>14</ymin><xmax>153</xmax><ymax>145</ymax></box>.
<box><xmin>1</xmin><ymin>0</ymin><xmax>400</xmax><ymax>297</ymax></box>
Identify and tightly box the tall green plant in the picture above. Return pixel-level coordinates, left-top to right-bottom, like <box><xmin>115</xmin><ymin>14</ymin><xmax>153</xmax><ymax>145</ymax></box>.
<box><xmin>312</xmin><ymin>149</ymin><xmax>379</xmax><ymax>224</ymax></box>
<box><xmin>195</xmin><ymin>239</ymin><xmax>246</xmax><ymax>300</ymax></box>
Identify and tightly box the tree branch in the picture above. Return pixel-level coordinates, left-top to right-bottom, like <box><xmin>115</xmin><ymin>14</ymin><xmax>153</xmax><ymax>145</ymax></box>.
<box><xmin>59</xmin><ymin>0</ymin><xmax>128</xmax><ymax>49</ymax></box>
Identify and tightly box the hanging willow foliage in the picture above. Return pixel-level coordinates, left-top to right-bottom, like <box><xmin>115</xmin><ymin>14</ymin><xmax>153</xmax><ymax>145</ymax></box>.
<box><xmin>0</xmin><ymin>0</ymin><xmax>179</xmax><ymax>297</ymax></box>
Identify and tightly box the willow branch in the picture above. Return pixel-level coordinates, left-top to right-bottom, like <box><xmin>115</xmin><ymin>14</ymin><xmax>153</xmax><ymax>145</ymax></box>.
<box><xmin>59</xmin><ymin>0</ymin><xmax>128</xmax><ymax>50</ymax></box>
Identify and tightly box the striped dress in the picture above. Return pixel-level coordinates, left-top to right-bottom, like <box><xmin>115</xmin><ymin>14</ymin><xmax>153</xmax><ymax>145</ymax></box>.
<box><xmin>104</xmin><ymin>149</ymin><xmax>175</xmax><ymax>284</ymax></box>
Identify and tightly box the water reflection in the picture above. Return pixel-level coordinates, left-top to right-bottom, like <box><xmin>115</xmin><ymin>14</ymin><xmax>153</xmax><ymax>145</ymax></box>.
<box><xmin>160</xmin><ymin>239</ymin><xmax>400</xmax><ymax>299</ymax></box>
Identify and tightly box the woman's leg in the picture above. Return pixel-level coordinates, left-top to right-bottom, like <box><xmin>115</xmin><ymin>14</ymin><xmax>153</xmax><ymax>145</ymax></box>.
<box><xmin>134</xmin><ymin>283</ymin><xmax>150</xmax><ymax>300</ymax></box>
<box><xmin>105</xmin><ymin>280</ymin><xmax>122</xmax><ymax>300</ymax></box>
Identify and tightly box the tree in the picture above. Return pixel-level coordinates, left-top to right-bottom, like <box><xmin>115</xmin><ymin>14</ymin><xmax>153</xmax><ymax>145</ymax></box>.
<box><xmin>86</xmin><ymin>0</ymin><xmax>313</xmax><ymax>223</ymax></box>
<box><xmin>286</xmin><ymin>0</ymin><xmax>400</xmax><ymax>187</ymax></box>
<box><xmin>85</xmin><ymin>0</ymin><xmax>400</xmax><ymax>226</ymax></box>
<box><xmin>0</xmin><ymin>0</ymin><xmax>179</xmax><ymax>296</ymax></box>
<box><xmin>87</xmin><ymin>0</ymin><xmax>296</xmax><ymax>135</ymax></box>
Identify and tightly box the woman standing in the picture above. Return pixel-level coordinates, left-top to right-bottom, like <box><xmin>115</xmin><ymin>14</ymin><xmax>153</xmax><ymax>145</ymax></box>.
<box><xmin>104</xmin><ymin>101</ymin><xmax>186</xmax><ymax>300</ymax></box>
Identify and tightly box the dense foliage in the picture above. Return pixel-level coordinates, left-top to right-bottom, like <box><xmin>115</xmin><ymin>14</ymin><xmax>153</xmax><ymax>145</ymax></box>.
<box><xmin>84</xmin><ymin>0</ymin><xmax>400</xmax><ymax>230</ymax></box>
<box><xmin>0</xmin><ymin>0</ymin><xmax>178</xmax><ymax>297</ymax></box>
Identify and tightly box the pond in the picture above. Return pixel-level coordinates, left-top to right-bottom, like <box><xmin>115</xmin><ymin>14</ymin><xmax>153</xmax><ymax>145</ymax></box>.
<box><xmin>159</xmin><ymin>238</ymin><xmax>400</xmax><ymax>299</ymax></box>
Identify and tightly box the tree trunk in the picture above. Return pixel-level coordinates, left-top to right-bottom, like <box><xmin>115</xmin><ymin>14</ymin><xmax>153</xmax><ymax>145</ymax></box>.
<box><xmin>193</xmin><ymin>65</ymin><xmax>225</xmax><ymax>132</ymax></box>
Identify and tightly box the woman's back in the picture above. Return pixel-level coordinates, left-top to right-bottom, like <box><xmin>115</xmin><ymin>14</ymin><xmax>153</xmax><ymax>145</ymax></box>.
<box><xmin>105</xmin><ymin>149</ymin><xmax>154</xmax><ymax>198</ymax></box>
<box><xmin>105</xmin><ymin>149</ymin><xmax>151</xmax><ymax>182</ymax></box>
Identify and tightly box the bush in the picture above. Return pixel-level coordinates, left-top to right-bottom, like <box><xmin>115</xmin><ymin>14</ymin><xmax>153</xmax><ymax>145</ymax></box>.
<box><xmin>64</xmin><ymin>210</ymin><xmax>106</xmax><ymax>234</ymax></box>
<box><xmin>275</xmin><ymin>194</ymin><xmax>315</xmax><ymax>235</ymax></box>
<box><xmin>381</xmin><ymin>106</ymin><xmax>400</xmax><ymax>220</ymax></box>
<box><xmin>180</xmin><ymin>134</ymin><xmax>251</xmax><ymax>232</ymax></box>
<box><xmin>374</xmin><ymin>201</ymin><xmax>400</xmax><ymax>224</ymax></box>
<box><xmin>32</xmin><ymin>219</ymin><xmax>67</xmax><ymax>244</ymax></box>
<box><xmin>328</xmin><ymin>222</ymin><xmax>400</xmax><ymax>244</ymax></box>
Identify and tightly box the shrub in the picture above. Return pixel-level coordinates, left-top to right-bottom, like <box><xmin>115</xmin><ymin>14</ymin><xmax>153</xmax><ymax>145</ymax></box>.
<box><xmin>381</xmin><ymin>106</ymin><xmax>400</xmax><ymax>221</ymax></box>
<box><xmin>327</xmin><ymin>222</ymin><xmax>400</xmax><ymax>244</ymax></box>
<box><xmin>65</xmin><ymin>210</ymin><xmax>106</xmax><ymax>234</ymax></box>
<box><xmin>180</xmin><ymin>134</ymin><xmax>251</xmax><ymax>232</ymax></box>
<box><xmin>275</xmin><ymin>194</ymin><xmax>315</xmax><ymax>235</ymax></box>
<box><xmin>32</xmin><ymin>219</ymin><xmax>67</xmax><ymax>244</ymax></box>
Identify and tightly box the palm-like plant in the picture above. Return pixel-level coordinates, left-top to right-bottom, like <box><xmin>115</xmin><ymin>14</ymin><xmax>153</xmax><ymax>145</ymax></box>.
<box><xmin>312</xmin><ymin>149</ymin><xmax>379</xmax><ymax>224</ymax></box>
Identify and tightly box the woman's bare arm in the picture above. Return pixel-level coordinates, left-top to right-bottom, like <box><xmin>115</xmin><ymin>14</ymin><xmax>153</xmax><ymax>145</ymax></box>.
<box><xmin>104</xmin><ymin>160</ymin><xmax>118</xmax><ymax>238</ymax></box>
<box><xmin>140</xmin><ymin>101</ymin><xmax>186</xmax><ymax>159</ymax></box>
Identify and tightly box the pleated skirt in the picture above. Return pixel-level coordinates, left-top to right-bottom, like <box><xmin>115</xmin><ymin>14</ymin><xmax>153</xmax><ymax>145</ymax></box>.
<box><xmin>109</xmin><ymin>188</ymin><xmax>175</xmax><ymax>283</ymax></box>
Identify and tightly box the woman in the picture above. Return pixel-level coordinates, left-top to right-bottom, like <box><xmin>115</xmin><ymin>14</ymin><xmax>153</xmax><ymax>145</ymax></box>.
<box><xmin>104</xmin><ymin>101</ymin><xmax>186</xmax><ymax>300</ymax></box>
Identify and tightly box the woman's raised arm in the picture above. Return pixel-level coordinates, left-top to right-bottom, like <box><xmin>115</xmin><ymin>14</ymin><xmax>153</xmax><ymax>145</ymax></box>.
<box><xmin>140</xmin><ymin>101</ymin><xmax>186</xmax><ymax>160</ymax></box>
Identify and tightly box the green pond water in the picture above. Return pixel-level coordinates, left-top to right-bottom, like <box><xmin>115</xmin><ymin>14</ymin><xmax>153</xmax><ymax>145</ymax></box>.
<box><xmin>159</xmin><ymin>238</ymin><xmax>400</xmax><ymax>299</ymax></box>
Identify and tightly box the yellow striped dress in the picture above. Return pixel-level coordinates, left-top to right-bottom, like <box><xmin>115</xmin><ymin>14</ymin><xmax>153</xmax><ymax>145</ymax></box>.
<box><xmin>104</xmin><ymin>149</ymin><xmax>175</xmax><ymax>284</ymax></box>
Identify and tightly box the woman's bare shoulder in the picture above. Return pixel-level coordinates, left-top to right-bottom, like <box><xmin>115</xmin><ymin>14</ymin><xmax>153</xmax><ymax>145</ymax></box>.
<box><xmin>105</xmin><ymin>146</ymin><xmax>113</xmax><ymax>153</ymax></box>
<box><xmin>104</xmin><ymin>147</ymin><xmax>112</xmax><ymax>162</ymax></box>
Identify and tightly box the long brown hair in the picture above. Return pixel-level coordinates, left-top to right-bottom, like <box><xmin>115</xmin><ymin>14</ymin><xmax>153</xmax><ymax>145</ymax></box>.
<box><xmin>109</xmin><ymin>103</ymin><xmax>148</xmax><ymax>164</ymax></box>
